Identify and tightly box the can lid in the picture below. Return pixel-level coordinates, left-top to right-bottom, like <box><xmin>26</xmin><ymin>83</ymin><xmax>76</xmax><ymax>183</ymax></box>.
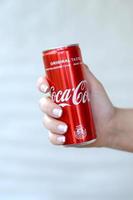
<box><xmin>42</xmin><ymin>43</ymin><xmax>79</xmax><ymax>55</ymax></box>
<box><xmin>42</xmin><ymin>43</ymin><xmax>82</xmax><ymax>71</ymax></box>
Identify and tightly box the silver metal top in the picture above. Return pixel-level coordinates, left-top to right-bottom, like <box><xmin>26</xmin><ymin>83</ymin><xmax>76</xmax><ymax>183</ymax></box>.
<box><xmin>43</xmin><ymin>43</ymin><xmax>79</xmax><ymax>54</ymax></box>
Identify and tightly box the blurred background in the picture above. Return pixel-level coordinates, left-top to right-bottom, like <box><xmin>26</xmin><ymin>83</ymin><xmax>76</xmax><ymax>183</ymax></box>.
<box><xmin>0</xmin><ymin>0</ymin><xmax>133</xmax><ymax>199</ymax></box>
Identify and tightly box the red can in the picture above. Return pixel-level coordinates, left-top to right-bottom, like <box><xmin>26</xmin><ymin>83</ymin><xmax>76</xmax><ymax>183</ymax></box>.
<box><xmin>42</xmin><ymin>44</ymin><xmax>96</xmax><ymax>146</ymax></box>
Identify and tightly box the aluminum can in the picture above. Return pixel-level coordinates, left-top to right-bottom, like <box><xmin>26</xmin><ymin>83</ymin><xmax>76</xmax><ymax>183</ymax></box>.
<box><xmin>42</xmin><ymin>44</ymin><xmax>96</xmax><ymax>146</ymax></box>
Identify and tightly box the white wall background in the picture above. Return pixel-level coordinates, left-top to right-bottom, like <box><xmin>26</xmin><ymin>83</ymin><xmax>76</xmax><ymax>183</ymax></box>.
<box><xmin>0</xmin><ymin>0</ymin><xmax>133</xmax><ymax>200</ymax></box>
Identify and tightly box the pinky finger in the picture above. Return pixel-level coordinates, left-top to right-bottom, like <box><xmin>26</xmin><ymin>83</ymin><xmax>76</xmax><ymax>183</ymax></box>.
<box><xmin>48</xmin><ymin>131</ymin><xmax>65</xmax><ymax>145</ymax></box>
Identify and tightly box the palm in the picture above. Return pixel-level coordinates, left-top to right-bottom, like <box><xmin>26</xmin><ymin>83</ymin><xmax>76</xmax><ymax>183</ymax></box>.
<box><xmin>83</xmin><ymin>66</ymin><xmax>115</xmax><ymax>147</ymax></box>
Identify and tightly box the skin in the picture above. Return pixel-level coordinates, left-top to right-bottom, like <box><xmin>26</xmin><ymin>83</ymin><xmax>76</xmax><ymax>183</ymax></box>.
<box><xmin>37</xmin><ymin>65</ymin><xmax>133</xmax><ymax>152</ymax></box>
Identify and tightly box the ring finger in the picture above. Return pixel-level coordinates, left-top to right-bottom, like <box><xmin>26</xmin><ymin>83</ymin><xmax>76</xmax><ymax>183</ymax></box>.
<box><xmin>43</xmin><ymin>114</ymin><xmax>68</xmax><ymax>134</ymax></box>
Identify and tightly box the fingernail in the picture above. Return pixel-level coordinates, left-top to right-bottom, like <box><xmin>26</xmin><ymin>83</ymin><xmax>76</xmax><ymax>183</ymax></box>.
<box><xmin>40</xmin><ymin>84</ymin><xmax>48</xmax><ymax>93</ymax></box>
<box><xmin>57</xmin><ymin>124</ymin><xmax>68</xmax><ymax>133</ymax></box>
<box><xmin>57</xmin><ymin>136</ymin><xmax>65</xmax><ymax>143</ymax></box>
<box><xmin>52</xmin><ymin>108</ymin><xmax>62</xmax><ymax>117</ymax></box>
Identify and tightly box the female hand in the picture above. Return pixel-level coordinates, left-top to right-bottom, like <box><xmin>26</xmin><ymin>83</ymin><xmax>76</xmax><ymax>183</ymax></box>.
<box><xmin>37</xmin><ymin>65</ymin><xmax>116</xmax><ymax>148</ymax></box>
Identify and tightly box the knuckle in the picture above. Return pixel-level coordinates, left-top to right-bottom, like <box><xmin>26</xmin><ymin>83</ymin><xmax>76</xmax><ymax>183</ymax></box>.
<box><xmin>95</xmin><ymin>80</ymin><xmax>103</xmax><ymax>90</ymax></box>
<box><xmin>43</xmin><ymin>114</ymin><xmax>52</xmax><ymax>127</ymax></box>
<box><xmin>50</xmin><ymin>138</ymin><xmax>56</xmax><ymax>145</ymax></box>
<box><xmin>48</xmin><ymin>132</ymin><xmax>57</xmax><ymax>145</ymax></box>
<box><xmin>97</xmin><ymin>80</ymin><xmax>103</xmax><ymax>87</ymax></box>
<box><xmin>36</xmin><ymin>77</ymin><xmax>43</xmax><ymax>88</ymax></box>
<box><xmin>39</xmin><ymin>97</ymin><xmax>48</xmax><ymax>108</ymax></box>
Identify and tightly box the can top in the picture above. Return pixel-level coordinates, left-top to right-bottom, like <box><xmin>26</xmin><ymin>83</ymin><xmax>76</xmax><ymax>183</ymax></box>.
<box><xmin>42</xmin><ymin>43</ymin><xmax>82</xmax><ymax>71</ymax></box>
<box><xmin>42</xmin><ymin>43</ymin><xmax>79</xmax><ymax>55</ymax></box>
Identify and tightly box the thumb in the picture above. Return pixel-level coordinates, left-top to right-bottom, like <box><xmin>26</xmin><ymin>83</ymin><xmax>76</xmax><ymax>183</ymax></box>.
<box><xmin>83</xmin><ymin>64</ymin><xmax>102</xmax><ymax>92</ymax></box>
<box><xmin>83</xmin><ymin>64</ymin><xmax>113</xmax><ymax>115</ymax></box>
<box><xmin>83</xmin><ymin>63</ymin><xmax>112</xmax><ymax>104</ymax></box>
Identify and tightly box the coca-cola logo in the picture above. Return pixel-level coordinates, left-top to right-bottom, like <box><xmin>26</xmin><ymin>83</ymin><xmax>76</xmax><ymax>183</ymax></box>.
<box><xmin>50</xmin><ymin>80</ymin><xmax>90</xmax><ymax>107</ymax></box>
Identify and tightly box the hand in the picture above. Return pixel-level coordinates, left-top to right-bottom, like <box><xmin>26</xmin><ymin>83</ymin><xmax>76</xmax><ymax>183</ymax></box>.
<box><xmin>37</xmin><ymin>65</ymin><xmax>116</xmax><ymax>148</ymax></box>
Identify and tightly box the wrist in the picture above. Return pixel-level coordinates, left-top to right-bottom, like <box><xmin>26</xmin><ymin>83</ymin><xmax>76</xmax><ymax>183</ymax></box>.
<box><xmin>105</xmin><ymin>107</ymin><xmax>133</xmax><ymax>152</ymax></box>
<box><xmin>105</xmin><ymin>107</ymin><xmax>120</xmax><ymax>149</ymax></box>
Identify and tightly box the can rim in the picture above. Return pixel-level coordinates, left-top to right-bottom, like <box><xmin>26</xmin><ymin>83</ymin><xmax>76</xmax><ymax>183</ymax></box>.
<box><xmin>42</xmin><ymin>43</ymin><xmax>79</xmax><ymax>54</ymax></box>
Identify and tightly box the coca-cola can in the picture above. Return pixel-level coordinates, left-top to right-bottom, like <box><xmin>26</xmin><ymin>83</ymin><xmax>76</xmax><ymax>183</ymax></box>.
<box><xmin>42</xmin><ymin>44</ymin><xmax>96</xmax><ymax>146</ymax></box>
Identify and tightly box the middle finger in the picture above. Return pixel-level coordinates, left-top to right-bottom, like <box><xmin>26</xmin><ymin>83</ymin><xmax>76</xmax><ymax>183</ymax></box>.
<box><xmin>39</xmin><ymin>97</ymin><xmax>63</xmax><ymax>118</ymax></box>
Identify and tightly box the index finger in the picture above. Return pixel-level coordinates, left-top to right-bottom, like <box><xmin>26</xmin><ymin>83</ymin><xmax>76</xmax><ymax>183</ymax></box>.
<box><xmin>37</xmin><ymin>76</ymin><xmax>50</xmax><ymax>93</ymax></box>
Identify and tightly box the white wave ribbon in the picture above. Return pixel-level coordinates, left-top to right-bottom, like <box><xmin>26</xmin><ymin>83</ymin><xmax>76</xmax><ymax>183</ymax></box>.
<box><xmin>59</xmin><ymin>103</ymin><xmax>71</xmax><ymax>107</ymax></box>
